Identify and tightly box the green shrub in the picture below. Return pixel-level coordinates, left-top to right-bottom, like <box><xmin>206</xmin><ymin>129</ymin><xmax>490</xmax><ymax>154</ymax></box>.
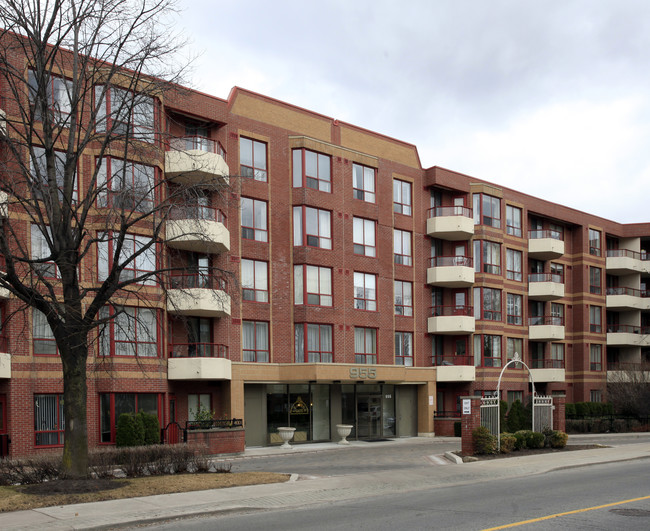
<box><xmin>453</xmin><ymin>421</ymin><xmax>461</xmax><ymax>437</ymax></box>
<box><xmin>575</xmin><ymin>402</ymin><xmax>590</xmax><ymax>417</ymax></box>
<box><xmin>542</xmin><ymin>426</ymin><xmax>554</xmax><ymax>448</ymax></box>
<box><xmin>526</xmin><ymin>431</ymin><xmax>545</xmax><ymax>449</ymax></box>
<box><xmin>500</xmin><ymin>400</ymin><xmax>508</xmax><ymax>431</ymax></box>
<box><xmin>507</xmin><ymin>400</ymin><xmax>527</xmax><ymax>433</ymax></box>
<box><xmin>116</xmin><ymin>412</ymin><xmax>145</xmax><ymax>447</ymax></box>
<box><xmin>499</xmin><ymin>433</ymin><xmax>516</xmax><ymax>453</ymax></box>
<box><xmin>139</xmin><ymin>411</ymin><xmax>161</xmax><ymax>445</ymax></box>
<box><xmin>472</xmin><ymin>426</ymin><xmax>496</xmax><ymax>455</ymax></box>
<box><xmin>514</xmin><ymin>430</ymin><xmax>531</xmax><ymax>450</ymax></box>
<box><xmin>565</xmin><ymin>403</ymin><xmax>576</xmax><ymax>417</ymax></box>
<box><xmin>550</xmin><ymin>430</ymin><xmax>568</xmax><ymax>448</ymax></box>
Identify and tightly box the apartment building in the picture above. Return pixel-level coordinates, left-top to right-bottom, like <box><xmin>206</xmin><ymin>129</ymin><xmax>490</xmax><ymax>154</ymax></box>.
<box><xmin>0</xmin><ymin>61</ymin><xmax>649</xmax><ymax>456</ymax></box>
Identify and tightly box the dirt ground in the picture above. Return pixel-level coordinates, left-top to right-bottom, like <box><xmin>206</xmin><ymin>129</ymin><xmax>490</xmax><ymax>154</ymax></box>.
<box><xmin>0</xmin><ymin>472</ymin><xmax>289</xmax><ymax>513</ymax></box>
<box><xmin>461</xmin><ymin>443</ymin><xmax>604</xmax><ymax>460</ymax></box>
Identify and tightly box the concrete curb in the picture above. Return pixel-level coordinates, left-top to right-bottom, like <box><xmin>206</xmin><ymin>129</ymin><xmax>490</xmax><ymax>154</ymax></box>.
<box><xmin>444</xmin><ymin>451</ymin><xmax>463</xmax><ymax>464</ymax></box>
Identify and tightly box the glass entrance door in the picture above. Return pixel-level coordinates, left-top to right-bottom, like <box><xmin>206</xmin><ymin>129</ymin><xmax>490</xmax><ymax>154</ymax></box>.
<box><xmin>357</xmin><ymin>394</ymin><xmax>382</xmax><ymax>439</ymax></box>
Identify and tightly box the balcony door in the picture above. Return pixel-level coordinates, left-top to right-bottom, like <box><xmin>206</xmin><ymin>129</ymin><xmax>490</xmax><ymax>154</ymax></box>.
<box><xmin>186</xmin><ymin>317</ymin><xmax>211</xmax><ymax>357</ymax></box>
<box><xmin>452</xmin><ymin>289</ymin><xmax>467</xmax><ymax>315</ymax></box>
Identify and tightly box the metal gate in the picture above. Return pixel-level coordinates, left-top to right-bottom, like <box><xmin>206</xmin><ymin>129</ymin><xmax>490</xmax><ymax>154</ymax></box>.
<box><xmin>161</xmin><ymin>421</ymin><xmax>185</xmax><ymax>444</ymax></box>
<box><xmin>480</xmin><ymin>396</ymin><xmax>500</xmax><ymax>436</ymax></box>
<box><xmin>533</xmin><ymin>395</ymin><xmax>553</xmax><ymax>432</ymax></box>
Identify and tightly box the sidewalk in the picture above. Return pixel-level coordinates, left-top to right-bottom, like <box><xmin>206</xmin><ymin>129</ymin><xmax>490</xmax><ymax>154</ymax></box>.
<box><xmin>1</xmin><ymin>436</ymin><xmax>649</xmax><ymax>530</ymax></box>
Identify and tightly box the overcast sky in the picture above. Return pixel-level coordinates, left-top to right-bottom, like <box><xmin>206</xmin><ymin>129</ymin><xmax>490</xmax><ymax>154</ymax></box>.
<box><xmin>173</xmin><ymin>0</ymin><xmax>650</xmax><ymax>224</ymax></box>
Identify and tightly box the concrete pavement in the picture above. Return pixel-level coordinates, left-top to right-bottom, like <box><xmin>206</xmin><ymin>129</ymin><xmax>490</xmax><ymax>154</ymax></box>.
<box><xmin>1</xmin><ymin>434</ymin><xmax>649</xmax><ymax>530</ymax></box>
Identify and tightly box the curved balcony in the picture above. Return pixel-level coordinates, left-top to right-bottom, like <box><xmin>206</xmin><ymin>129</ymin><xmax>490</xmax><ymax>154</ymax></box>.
<box><xmin>606</xmin><ymin>362</ymin><xmax>650</xmax><ymax>383</ymax></box>
<box><xmin>426</xmin><ymin>206</ymin><xmax>474</xmax><ymax>241</ymax></box>
<box><xmin>167</xmin><ymin>269</ymin><xmax>231</xmax><ymax>318</ymax></box>
<box><xmin>433</xmin><ymin>355</ymin><xmax>475</xmax><ymax>381</ymax></box>
<box><xmin>165</xmin><ymin>136</ymin><xmax>229</xmax><ymax>186</ymax></box>
<box><xmin>165</xmin><ymin>205</ymin><xmax>230</xmax><ymax>254</ymax></box>
<box><xmin>528</xmin><ymin>316</ymin><xmax>565</xmax><ymax>341</ymax></box>
<box><xmin>528</xmin><ymin>273</ymin><xmax>565</xmax><ymax>301</ymax></box>
<box><xmin>528</xmin><ymin>230</ymin><xmax>564</xmax><ymax>260</ymax></box>
<box><xmin>167</xmin><ymin>343</ymin><xmax>231</xmax><ymax>380</ymax></box>
<box><xmin>606</xmin><ymin>287</ymin><xmax>650</xmax><ymax>311</ymax></box>
<box><xmin>428</xmin><ymin>305</ymin><xmax>475</xmax><ymax>335</ymax></box>
<box><xmin>606</xmin><ymin>324</ymin><xmax>650</xmax><ymax>347</ymax></box>
<box><xmin>530</xmin><ymin>359</ymin><xmax>565</xmax><ymax>382</ymax></box>
<box><xmin>606</xmin><ymin>249</ymin><xmax>650</xmax><ymax>275</ymax></box>
<box><xmin>427</xmin><ymin>256</ymin><xmax>474</xmax><ymax>287</ymax></box>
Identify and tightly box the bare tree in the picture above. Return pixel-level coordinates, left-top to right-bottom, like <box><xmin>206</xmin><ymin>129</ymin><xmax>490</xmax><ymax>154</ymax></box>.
<box><xmin>0</xmin><ymin>0</ymin><xmax>229</xmax><ymax>477</ymax></box>
<box><xmin>607</xmin><ymin>362</ymin><xmax>650</xmax><ymax>418</ymax></box>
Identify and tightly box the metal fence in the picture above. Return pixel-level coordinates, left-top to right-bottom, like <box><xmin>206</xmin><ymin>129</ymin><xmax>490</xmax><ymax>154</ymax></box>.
<box><xmin>533</xmin><ymin>395</ymin><xmax>553</xmax><ymax>432</ymax></box>
<box><xmin>480</xmin><ymin>397</ymin><xmax>500</xmax><ymax>436</ymax></box>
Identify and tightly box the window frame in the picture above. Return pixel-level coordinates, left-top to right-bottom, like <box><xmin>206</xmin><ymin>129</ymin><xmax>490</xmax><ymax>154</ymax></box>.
<box><xmin>241</xmin><ymin>197</ymin><xmax>268</xmax><ymax>242</ymax></box>
<box><xmin>28</xmin><ymin>69</ymin><xmax>72</xmax><ymax>123</ymax></box>
<box><xmin>589</xmin><ymin>266</ymin><xmax>602</xmax><ymax>294</ymax></box>
<box><xmin>353</xmin><ymin>163</ymin><xmax>376</xmax><ymax>203</ymax></box>
<box><xmin>292</xmin><ymin>148</ymin><xmax>332</xmax><ymax>192</ymax></box>
<box><xmin>590</xmin><ymin>306</ymin><xmax>602</xmax><ymax>333</ymax></box>
<box><xmin>95</xmin><ymin>84</ymin><xmax>156</xmax><ymax>142</ymax></box>
<box><xmin>474</xmin><ymin>287</ymin><xmax>502</xmax><ymax>321</ymax></box>
<box><xmin>394</xmin><ymin>229</ymin><xmax>412</xmax><ymax>266</ymax></box>
<box><xmin>353</xmin><ymin>217</ymin><xmax>376</xmax><ymax>257</ymax></box>
<box><xmin>506</xmin><ymin>248</ymin><xmax>522</xmax><ymax>281</ymax></box>
<box><xmin>31</xmin><ymin>224</ymin><xmax>59</xmax><ymax>279</ymax></box>
<box><xmin>506</xmin><ymin>205</ymin><xmax>522</xmax><ymax>237</ymax></box>
<box><xmin>33</xmin><ymin>309</ymin><xmax>57</xmax><ymax>356</ymax></box>
<box><xmin>294</xmin><ymin>323</ymin><xmax>333</xmax><ymax>363</ymax></box>
<box><xmin>394</xmin><ymin>280</ymin><xmax>413</xmax><ymax>316</ymax></box>
<box><xmin>474</xmin><ymin>240</ymin><xmax>501</xmax><ymax>275</ymax></box>
<box><xmin>294</xmin><ymin>264</ymin><xmax>332</xmax><ymax>307</ymax></box>
<box><xmin>589</xmin><ymin>229</ymin><xmax>602</xmax><ymax>256</ymax></box>
<box><xmin>31</xmin><ymin>146</ymin><xmax>78</xmax><ymax>203</ymax></box>
<box><xmin>506</xmin><ymin>293</ymin><xmax>523</xmax><ymax>325</ymax></box>
<box><xmin>239</xmin><ymin>137</ymin><xmax>268</xmax><ymax>181</ymax></box>
<box><xmin>99</xmin><ymin>392</ymin><xmax>161</xmax><ymax>444</ymax></box>
<box><xmin>395</xmin><ymin>331</ymin><xmax>413</xmax><ymax>366</ymax></box>
<box><xmin>473</xmin><ymin>193</ymin><xmax>501</xmax><ymax>228</ymax></box>
<box><xmin>241</xmin><ymin>258</ymin><xmax>269</xmax><ymax>303</ymax></box>
<box><xmin>99</xmin><ymin>305</ymin><xmax>160</xmax><ymax>358</ymax></box>
<box><xmin>506</xmin><ymin>337</ymin><xmax>523</xmax><ymax>364</ymax></box>
<box><xmin>590</xmin><ymin>344</ymin><xmax>603</xmax><ymax>371</ymax></box>
<box><xmin>393</xmin><ymin>179</ymin><xmax>412</xmax><ymax>216</ymax></box>
<box><xmin>97</xmin><ymin>231</ymin><xmax>157</xmax><ymax>286</ymax></box>
<box><xmin>34</xmin><ymin>394</ymin><xmax>65</xmax><ymax>447</ymax></box>
<box><xmin>474</xmin><ymin>334</ymin><xmax>502</xmax><ymax>367</ymax></box>
<box><xmin>96</xmin><ymin>156</ymin><xmax>156</xmax><ymax>212</ymax></box>
<box><xmin>354</xmin><ymin>272</ymin><xmax>377</xmax><ymax>311</ymax></box>
<box><xmin>242</xmin><ymin>320</ymin><xmax>270</xmax><ymax>362</ymax></box>
<box><xmin>354</xmin><ymin>327</ymin><xmax>377</xmax><ymax>364</ymax></box>
<box><xmin>293</xmin><ymin>206</ymin><xmax>332</xmax><ymax>249</ymax></box>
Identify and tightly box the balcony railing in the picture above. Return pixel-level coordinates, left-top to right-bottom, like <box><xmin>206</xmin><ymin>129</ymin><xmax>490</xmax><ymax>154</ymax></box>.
<box><xmin>606</xmin><ymin>362</ymin><xmax>649</xmax><ymax>371</ymax></box>
<box><xmin>528</xmin><ymin>229</ymin><xmax>563</xmax><ymax>241</ymax></box>
<box><xmin>606</xmin><ymin>324</ymin><xmax>650</xmax><ymax>334</ymax></box>
<box><xmin>528</xmin><ymin>273</ymin><xmax>562</xmax><ymax>283</ymax></box>
<box><xmin>528</xmin><ymin>315</ymin><xmax>564</xmax><ymax>326</ymax></box>
<box><xmin>606</xmin><ymin>287</ymin><xmax>650</xmax><ymax>297</ymax></box>
<box><xmin>168</xmin><ymin>269</ymin><xmax>228</xmax><ymax>290</ymax></box>
<box><xmin>434</xmin><ymin>410</ymin><xmax>461</xmax><ymax>418</ymax></box>
<box><xmin>606</xmin><ymin>249</ymin><xmax>650</xmax><ymax>261</ymax></box>
<box><xmin>169</xmin><ymin>342</ymin><xmax>229</xmax><ymax>359</ymax></box>
<box><xmin>427</xmin><ymin>206</ymin><xmax>472</xmax><ymax>219</ymax></box>
<box><xmin>430</xmin><ymin>305</ymin><xmax>473</xmax><ymax>317</ymax></box>
<box><xmin>186</xmin><ymin>418</ymin><xmax>243</xmax><ymax>430</ymax></box>
<box><xmin>429</xmin><ymin>256</ymin><xmax>473</xmax><ymax>268</ymax></box>
<box><xmin>168</xmin><ymin>204</ymin><xmax>227</xmax><ymax>225</ymax></box>
<box><xmin>168</xmin><ymin>136</ymin><xmax>226</xmax><ymax>157</ymax></box>
<box><xmin>531</xmin><ymin>359</ymin><xmax>565</xmax><ymax>369</ymax></box>
<box><xmin>432</xmin><ymin>355</ymin><xmax>473</xmax><ymax>366</ymax></box>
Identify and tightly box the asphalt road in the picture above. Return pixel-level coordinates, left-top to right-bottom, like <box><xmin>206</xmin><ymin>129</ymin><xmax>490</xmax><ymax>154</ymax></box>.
<box><xmin>148</xmin><ymin>458</ymin><xmax>650</xmax><ymax>530</ymax></box>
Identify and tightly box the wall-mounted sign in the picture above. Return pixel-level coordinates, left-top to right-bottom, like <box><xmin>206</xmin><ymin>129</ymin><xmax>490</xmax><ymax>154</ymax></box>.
<box><xmin>462</xmin><ymin>399</ymin><xmax>471</xmax><ymax>415</ymax></box>
<box><xmin>349</xmin><ymin>367</ymin><xmax>377</xmax><ymax>379</ymax></box>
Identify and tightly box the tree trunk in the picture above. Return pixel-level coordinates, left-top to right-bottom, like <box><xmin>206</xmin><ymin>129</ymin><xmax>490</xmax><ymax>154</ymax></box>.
<box><xmin>60</xmin><ymin>340</ymin><xmax>89</xmax><ymax>478</ymax></box>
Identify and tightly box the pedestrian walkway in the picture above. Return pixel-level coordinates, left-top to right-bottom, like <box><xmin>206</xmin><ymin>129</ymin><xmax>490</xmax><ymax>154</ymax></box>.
<box><xmin>1</xmin><ymin>436</ymin><xmax>649</xmax><ymax>530</ymax></box>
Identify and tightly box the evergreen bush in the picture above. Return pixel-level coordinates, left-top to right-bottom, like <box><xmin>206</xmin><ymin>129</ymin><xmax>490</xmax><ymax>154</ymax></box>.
<box><xmin>513</xmin><ymin>430</ymin><xmax>530</xmax><ymax>450</ymax></box>
<box><xmin>499</xmin><ymin>433</ymin><xmax>516</xmax><ymax>453</ymax></box>
<box><xmin>506</xmin><ymin>400</ymin><xmax>527</xmax><ymax>432</ymax></box>
<box><xmin>565</xmin><ymin>403</ymin><xmax>576</xmax><ymax>417</ymax></box>
<box><xmin>526</xmin><ymin>431</ymin><xmax>545</xmax><ymax>449</ymax></box>
<box><xmin>139</xmin><ymin>411</ymin><xmax>161</xmax><ymax>445</ymax></box>
<box><xmin>116</xmin><ymin>412</ymin><xmax>145</xmax><ymax>447</ymax></box>
<box><xmin>472</xmin><ymin>426</ymin><xmax>496</xmax><ymax>455</ymax></box>
<box><xmin>549</xmin><ymin>430</ymin><xmax>568</xmax><ymax>448</ymax></box>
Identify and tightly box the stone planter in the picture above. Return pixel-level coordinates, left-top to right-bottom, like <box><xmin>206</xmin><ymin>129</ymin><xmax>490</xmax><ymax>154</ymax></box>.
<box><xmin>336</xmin><ymin>424</ymin><xmax>353</xmax><ymax>445</ymax></box>
<box><xmin>277</xmin><ymin>426</ymin><xmax>296</xmax><ymax>448</ymax></box>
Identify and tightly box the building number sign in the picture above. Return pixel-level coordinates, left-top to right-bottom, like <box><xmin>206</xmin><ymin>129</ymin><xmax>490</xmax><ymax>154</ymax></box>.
<box><xmin>349</xmin><ymin>367</ymin><xmax>377</xmax><ymax>379</ymax></box>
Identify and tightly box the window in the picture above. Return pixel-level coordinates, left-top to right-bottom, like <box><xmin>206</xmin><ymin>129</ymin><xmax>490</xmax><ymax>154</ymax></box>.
<box><xmin>589</xmin><ymin>229</ymin><xmax>601</xmax><ymax>256</ymax></box>
<box><xmin>97</xmin><ymin>232</ymin><xmax>156</xmax><ymax>285</ymax></box>
<box><xmin>100</xmin><ymin>393</ymin><xmax>160</xmax><ymax>443</ymax></box>
<box><xmin>590</xmin><ymin>344</ymin><xmax>602</xmax><ymax>371</ymax></box>
<box><xmin>239</xmin><ymin>137</ymin><xmax>267</xmax><ymax>181</ymax></box>
<box><xmin>551</xmin><ymin>262</ymin><xmax>564</xmax><ymax>283</ymax></box>
<box><xmin>353</xmin><ymin>163</ymin><xmax>376</xmax><ymax>202</ymax></box>
<box><xmin>394</xmin><ymin>280</ymin><xmax>413</xmax><ymax>316</ymax></box>
<box><xmin>188</xmin><ymin>394</ymin><xmax>211</xmax><ymax>420</ymax></box>
<box><xmin>506</xmin><ymin>294</ymin><xmax>523</xmax><ymax>325</ymax></box>
<box><xmin>550</xmin><ymin>343</ymin><xmax>564</xmax><ymax>368</ymax></box>
<box><xmin>473</xmin><ymin>193</ymin><xmax>501</xmax><ymax>228</ymax></box>
<box><xmin>507</xmin><ymin>338</ymin><xmax>523</xmax><ymax>364</ymax></box>
<box><xmin>589</xmin><ymin>267</ymin><xmax>602</xmax><ymax>294</ymax></box>
<box><xmin>241</xmin><ymin>197</ymin><xmax>268</xmax><ymax>242</ymax></box>
<box><xmin>353</xmin><ymin>217</ymin><xmax>376</xmax><ymax>257</ymax></box>
<box><xmin>395</xmin><ymin>332</ymin><xmax>413</xmax><ymax>366</ymax></box>
<box><xmin>474</xmin><ymin>334</ymin><xmax>502</xmax><ymax>367</ymax></box>
<box><xmin>95</xmin><ymin>84</ymin><xmax>155</xmax><ymax>141</ymax></box>
<box><xmin>293</xmin><ymin>206</ymin><xmax>332</xmax><ymax>249</ymax></box>
<box><xmin>28</xmin><ymin>70</ymin><xmax>72</xmax><ymax>122</ymax></box>
<box><xmin>506</xmin><ymin>249</ymin><xmax>522</xmax><ymax>281</ymax></box>
<box><xmin>354</xmin><ymin>327</ymin><xmax>377</xmax><ymax>364</ymax></box>
<box><xmin>242</xmin><ymin>321</ymin><xmax>269</xmax><ymax>362</ymax></box>
<box><xmin>474</xmin><ymin>287</ymin><xmax>501</xmax><ymax>321</ymax></box>
<box><xmin>292</xmin><ymin>149</ymin><xmax>331</xmax><ymax>192</ymax></box>
<box><xmin>295</xmin><ymin>323</ymin><xmax>333</xmax><ymax>363</ymax></box>
<box><xmin>96</xmin><ymin>157</ymin><xmax>155</xmax><ymax>211</ymax></box>
<box><xmin>294</xmin><ymin>265</ymin><xmax>332</xmax><ymax>306</ymax></box>
<box><xmin>99</xmin><ymin>306</ymin><xmax>159</xmax><ymax>357</ymax></box>
<box><xmin>507</xmin><ymin>391</ymin><xmax>523</xmax><ymax>405</ymax></box>
<box><xmin>551</xmin><ymin>303</ymin><xmax>564</xmax><ymax>325</ymax></box>
<box><xmin>393</xmin><ymin>179</ymin><xmax>412</xmax><ymax>215</ymax></box>
<box><xmin>394</xmin><ymin>229</ymin><xmax>412</xmax><ymax>266</ymax></box>
<box><xmin>31</xmin><ymin>147</ymin><xmax>77</xmax><ymax>202</ymax></box>
<box><xmin>474</xmin><ymin>240</ymin><xmax>501</xmax><ymax>275</ymax></box>
<box><xmin>506</xmin><ymin>205</ymin><xmax>522</xmax><ymax>237</ymax></box>
<box><xmin>354</xmin><ymin>272</ymin><xmax>377</xmax><ymax>311</ymax></box>
<box><xmin>590</xmin><ymin>389</ymin><xmax>602</xmax><ymax>402</ymax></box>
<box><xmin>241</xmin><ymin>259</ymin><xmax>268</xmax><ymax>302</ymax></box>
<box><xmin>590</xmin><ymin>306</ymin><xmax>602</xmax><ymax>333</ymax></box>
<box><xmin>35</xmin><ymin>394</ymin><xmax>64</xmax><ymax>446</ymax></box>
<box><xmin>31</xmin><ymin>224</ymin><xmax>58</xmax><ymax>278</ymax></box>
<box><xmin>33</xmin><ymin>309</ymin><xmax>57</xmax><ymax>355</ymax></box>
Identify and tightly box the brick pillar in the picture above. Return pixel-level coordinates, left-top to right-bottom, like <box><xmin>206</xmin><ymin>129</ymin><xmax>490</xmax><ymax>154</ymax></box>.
<box><xmin>553</xmin><ymin>394</ymin><xmax>566</xmax><ymax>433</ymax></box>
<box><xmin>461</xmin><ymin>396</ymin><xmax>483</xmax><ymax>456</ymax></box>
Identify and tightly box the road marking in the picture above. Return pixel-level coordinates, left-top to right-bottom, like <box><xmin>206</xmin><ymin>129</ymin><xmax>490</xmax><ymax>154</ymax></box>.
<box><xmin>482</xmin><ymin>494</ymin><xmax>650</xmax><ymax>530</ymax></box>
